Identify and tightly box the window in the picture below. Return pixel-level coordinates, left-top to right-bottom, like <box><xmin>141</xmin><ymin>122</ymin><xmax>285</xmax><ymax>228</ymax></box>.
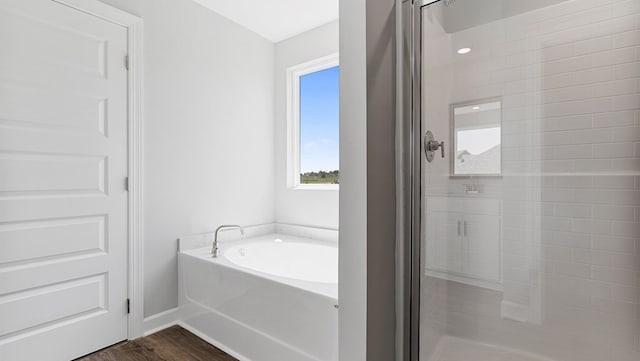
<box><xmin>287</xmin><ymin>54</ymin><xmax>339</xmax><ymax>189</ymax></box>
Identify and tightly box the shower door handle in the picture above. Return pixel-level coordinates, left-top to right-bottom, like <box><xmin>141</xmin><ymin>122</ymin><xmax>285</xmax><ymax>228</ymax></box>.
<box><xmin>424</xmin><ymin>130</ymin><xmax>445</xmax><ymax>162</ymax></box>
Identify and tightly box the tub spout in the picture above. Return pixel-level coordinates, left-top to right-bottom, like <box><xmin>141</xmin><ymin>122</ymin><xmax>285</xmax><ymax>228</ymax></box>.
<box><xmin>212</xmin><ymin>225</ymin><xmax>244</xmax><ymax>258</ymax></box>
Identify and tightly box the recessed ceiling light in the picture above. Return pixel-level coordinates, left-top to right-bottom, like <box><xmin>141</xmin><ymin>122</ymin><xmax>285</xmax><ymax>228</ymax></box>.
<box><xmin>472</xmin><ymin>106</ymin><xmax>480</xmax><ymax>110</ymax></box>
<box><xmin>457</xmin><ymin>47</ymin><xmax>471</xmax><ymax>54</ymax></box>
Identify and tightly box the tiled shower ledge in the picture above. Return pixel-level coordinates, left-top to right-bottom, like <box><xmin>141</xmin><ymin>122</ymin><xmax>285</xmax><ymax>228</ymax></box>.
<box><xmin>429</xmin><ymin>336</ymin><xmax>554</xmax><ymax>361</ymax></box>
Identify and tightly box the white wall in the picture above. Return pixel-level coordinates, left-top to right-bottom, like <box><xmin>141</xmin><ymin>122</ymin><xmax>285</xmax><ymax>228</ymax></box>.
<box><xmin>421</xmin><ymin>1</ymin><xmax>640</xmax><ymax>360</ymax></box>
<box><xmin>98</xmin><ymin>0</ymin><xmax>276</xmax><ymax>318</ymax></box>
<box><xmin>339</xmin><ymin>0</ymin><xmax>398</xmax><ymax>359</ymax></box>
<box><xmin>339</xmin><ymin>0</ymin><xmax>368</xmax><ymax>359</ymax></box>
<box><xmin>365</xmin><ymin>0</ymin><xmax>398</xmax><ymax>358</ymax></box>
<box><xmin>274</xmin><ymin>21</ymin><xmax>340</xmax><ymax>229</ymax></box>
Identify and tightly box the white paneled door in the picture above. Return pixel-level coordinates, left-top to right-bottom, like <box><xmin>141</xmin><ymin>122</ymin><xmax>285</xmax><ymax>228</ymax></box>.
<box><xmin>0</xmin><ymin>0</ymin><xmax>129</xmax><ymax>360</ymax></box>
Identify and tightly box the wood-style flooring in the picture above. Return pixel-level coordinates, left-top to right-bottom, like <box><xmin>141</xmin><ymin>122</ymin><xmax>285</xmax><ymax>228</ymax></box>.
<box><xmin>75</xmin><ymin>325</ymin><xmax>237</xmax><ymax>361</ymax></box>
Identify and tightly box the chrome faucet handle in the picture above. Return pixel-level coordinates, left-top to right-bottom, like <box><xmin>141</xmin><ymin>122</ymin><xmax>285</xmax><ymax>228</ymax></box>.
<box><xmin>428</xmin><ymin>140</ymin><xmax>445</xmax><ymax>158</ymax></box>
<box><xmin>424</xmin><ymin>131</ymin><xmax>445</xmax><ymax>162</ymax></box>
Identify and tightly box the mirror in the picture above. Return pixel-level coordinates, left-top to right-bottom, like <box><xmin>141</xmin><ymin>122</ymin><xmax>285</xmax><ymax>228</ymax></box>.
<box><xmin>451</xmin><ymin>98</ymin><xmax>502</xmax><ymax>176</ymax></box>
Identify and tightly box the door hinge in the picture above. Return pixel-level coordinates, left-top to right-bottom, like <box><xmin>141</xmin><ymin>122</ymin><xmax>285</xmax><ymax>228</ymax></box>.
<box><xmin>127</xmin><ymin>299</ymin><xmax>130</xmax><ymax>314</ymax></box>
<box><xmin>125</xmin><ymin>177</ymin><xmax>129</xmax><ymax>191</ymax></box>
<box><xmin>125</xmin><ymin>55</ymin><xmax>129</xmax><ymax>70</ymax></box>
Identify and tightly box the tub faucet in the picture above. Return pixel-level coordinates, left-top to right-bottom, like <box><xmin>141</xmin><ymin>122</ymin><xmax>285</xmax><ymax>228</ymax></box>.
<box><xmin>212</xmin><ymin>225</ymin><xmax>244</xmax><ymax>258</ymax></box>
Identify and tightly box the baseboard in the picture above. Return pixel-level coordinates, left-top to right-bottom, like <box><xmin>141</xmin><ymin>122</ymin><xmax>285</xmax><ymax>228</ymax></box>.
<box><xmin>177</xmin><ymin>321</ymin><xmax>251</xmax><ymax>361</ymax></box>
<box><xmin>141</xmin><ymin>307</ymin><xmax>179</xmax><ymax>336</ymax></box>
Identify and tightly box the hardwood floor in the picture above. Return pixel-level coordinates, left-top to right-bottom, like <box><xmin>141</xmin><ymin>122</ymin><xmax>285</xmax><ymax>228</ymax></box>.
<box><xmin>75</xmin><ymin>325</ymin><xmax>237</xmax><ymax>361</ymax></box>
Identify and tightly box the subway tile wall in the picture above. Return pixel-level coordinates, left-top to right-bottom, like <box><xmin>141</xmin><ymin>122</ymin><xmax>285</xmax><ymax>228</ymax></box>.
<box><xmin>421</xmin><ymin>1</ymin><xmax>640</xmax><ymax>360</ymax></box>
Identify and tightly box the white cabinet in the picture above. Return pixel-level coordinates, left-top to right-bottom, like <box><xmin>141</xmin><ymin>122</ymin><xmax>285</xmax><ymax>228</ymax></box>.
<box><xmin>425</xmin><ymin>197</ymin><xmax>501</xmax><ymax>290</ymax></box>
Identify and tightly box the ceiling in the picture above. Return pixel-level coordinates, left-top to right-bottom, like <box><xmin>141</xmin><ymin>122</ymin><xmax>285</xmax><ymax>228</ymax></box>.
<box><xmin>191</xmin><ymin>0</ymin><xmax>339</xmax><ymax>43</ymax></box>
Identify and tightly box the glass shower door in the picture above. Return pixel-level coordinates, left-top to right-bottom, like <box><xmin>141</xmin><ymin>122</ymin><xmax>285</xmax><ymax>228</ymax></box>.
<box><xmin>414</xmin><ymin>0</ymin><xmax>640</xmax><ymax>360</ymax></box>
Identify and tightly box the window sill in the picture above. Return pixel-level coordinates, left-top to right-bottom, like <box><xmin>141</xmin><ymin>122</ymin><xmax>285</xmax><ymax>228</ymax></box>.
<box><xmin>290</xmin><ymin>184</ymin><xmax>339</xmax><ymax>191</ymax></box>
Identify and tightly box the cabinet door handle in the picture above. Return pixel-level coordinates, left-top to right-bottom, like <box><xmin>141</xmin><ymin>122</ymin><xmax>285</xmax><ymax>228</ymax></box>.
<box><xmin>457</xmin><ymin>220</ymin><xmax>461</xmax><ymax>236</ymax></box>
<box><xmin>463</xmin><ymin>220</ymin><xmax>467</xmax><ymax>237</ymax></box>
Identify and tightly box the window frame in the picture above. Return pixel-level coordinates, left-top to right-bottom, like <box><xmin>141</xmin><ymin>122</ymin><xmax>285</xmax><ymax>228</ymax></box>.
<box><xmin>286</xmin><ymin>53</ymin><xmax>340</xmax><ymax>190</ymax></box>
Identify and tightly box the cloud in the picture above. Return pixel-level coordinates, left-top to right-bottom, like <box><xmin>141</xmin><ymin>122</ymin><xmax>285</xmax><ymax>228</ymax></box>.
<box><xmin>302</xmin><ymin>138</ymin><xmax>335</xmax><ymax>153</ymax></box>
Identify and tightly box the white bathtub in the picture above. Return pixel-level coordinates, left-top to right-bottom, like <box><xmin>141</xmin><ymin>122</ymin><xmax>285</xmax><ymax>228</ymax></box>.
<box><xmin>178</xmin><ymin>233</ymin><xmax>338</xmax><ymax>361</ymax></box>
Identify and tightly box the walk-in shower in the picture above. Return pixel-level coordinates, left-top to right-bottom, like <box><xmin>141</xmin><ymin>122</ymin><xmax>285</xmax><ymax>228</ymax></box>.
<box><xmin>406</xmin><ymin>0</ymin><xmax>640</xmax><ymax>360</ymax></box>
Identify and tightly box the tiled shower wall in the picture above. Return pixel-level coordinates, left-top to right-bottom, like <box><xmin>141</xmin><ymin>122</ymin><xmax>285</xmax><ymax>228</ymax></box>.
<box><xmin>421</xmin><ymin>1</ymin><xmax>640</xmax><ymax>360</ymax></box>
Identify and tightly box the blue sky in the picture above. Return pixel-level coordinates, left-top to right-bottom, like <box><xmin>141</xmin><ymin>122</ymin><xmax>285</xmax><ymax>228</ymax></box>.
<box><xmin>300</xmin><ymin>66</ymin><xmax>339</xmax><ymax>173</ymax></box>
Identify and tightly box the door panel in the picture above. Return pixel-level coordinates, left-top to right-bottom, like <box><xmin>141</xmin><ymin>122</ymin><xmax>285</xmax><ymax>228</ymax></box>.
<box><xmin>425</xmin><ymin>210</ymin><xmax>463</xmax><ymax>273</ymax></box>
<box><xmin>416</xmin><ymin>0</ymin><xmax>640</xmax><ymax>360</ymax></box>
<box><xmin>461</xmin><ymin>214</ymin><xmax>500</xmax><ymax>282</ymax></box>
<box><xmin>0</xmin><ymin>0</ymin><xmax>129</xmax><ymax>359</ymax></box>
